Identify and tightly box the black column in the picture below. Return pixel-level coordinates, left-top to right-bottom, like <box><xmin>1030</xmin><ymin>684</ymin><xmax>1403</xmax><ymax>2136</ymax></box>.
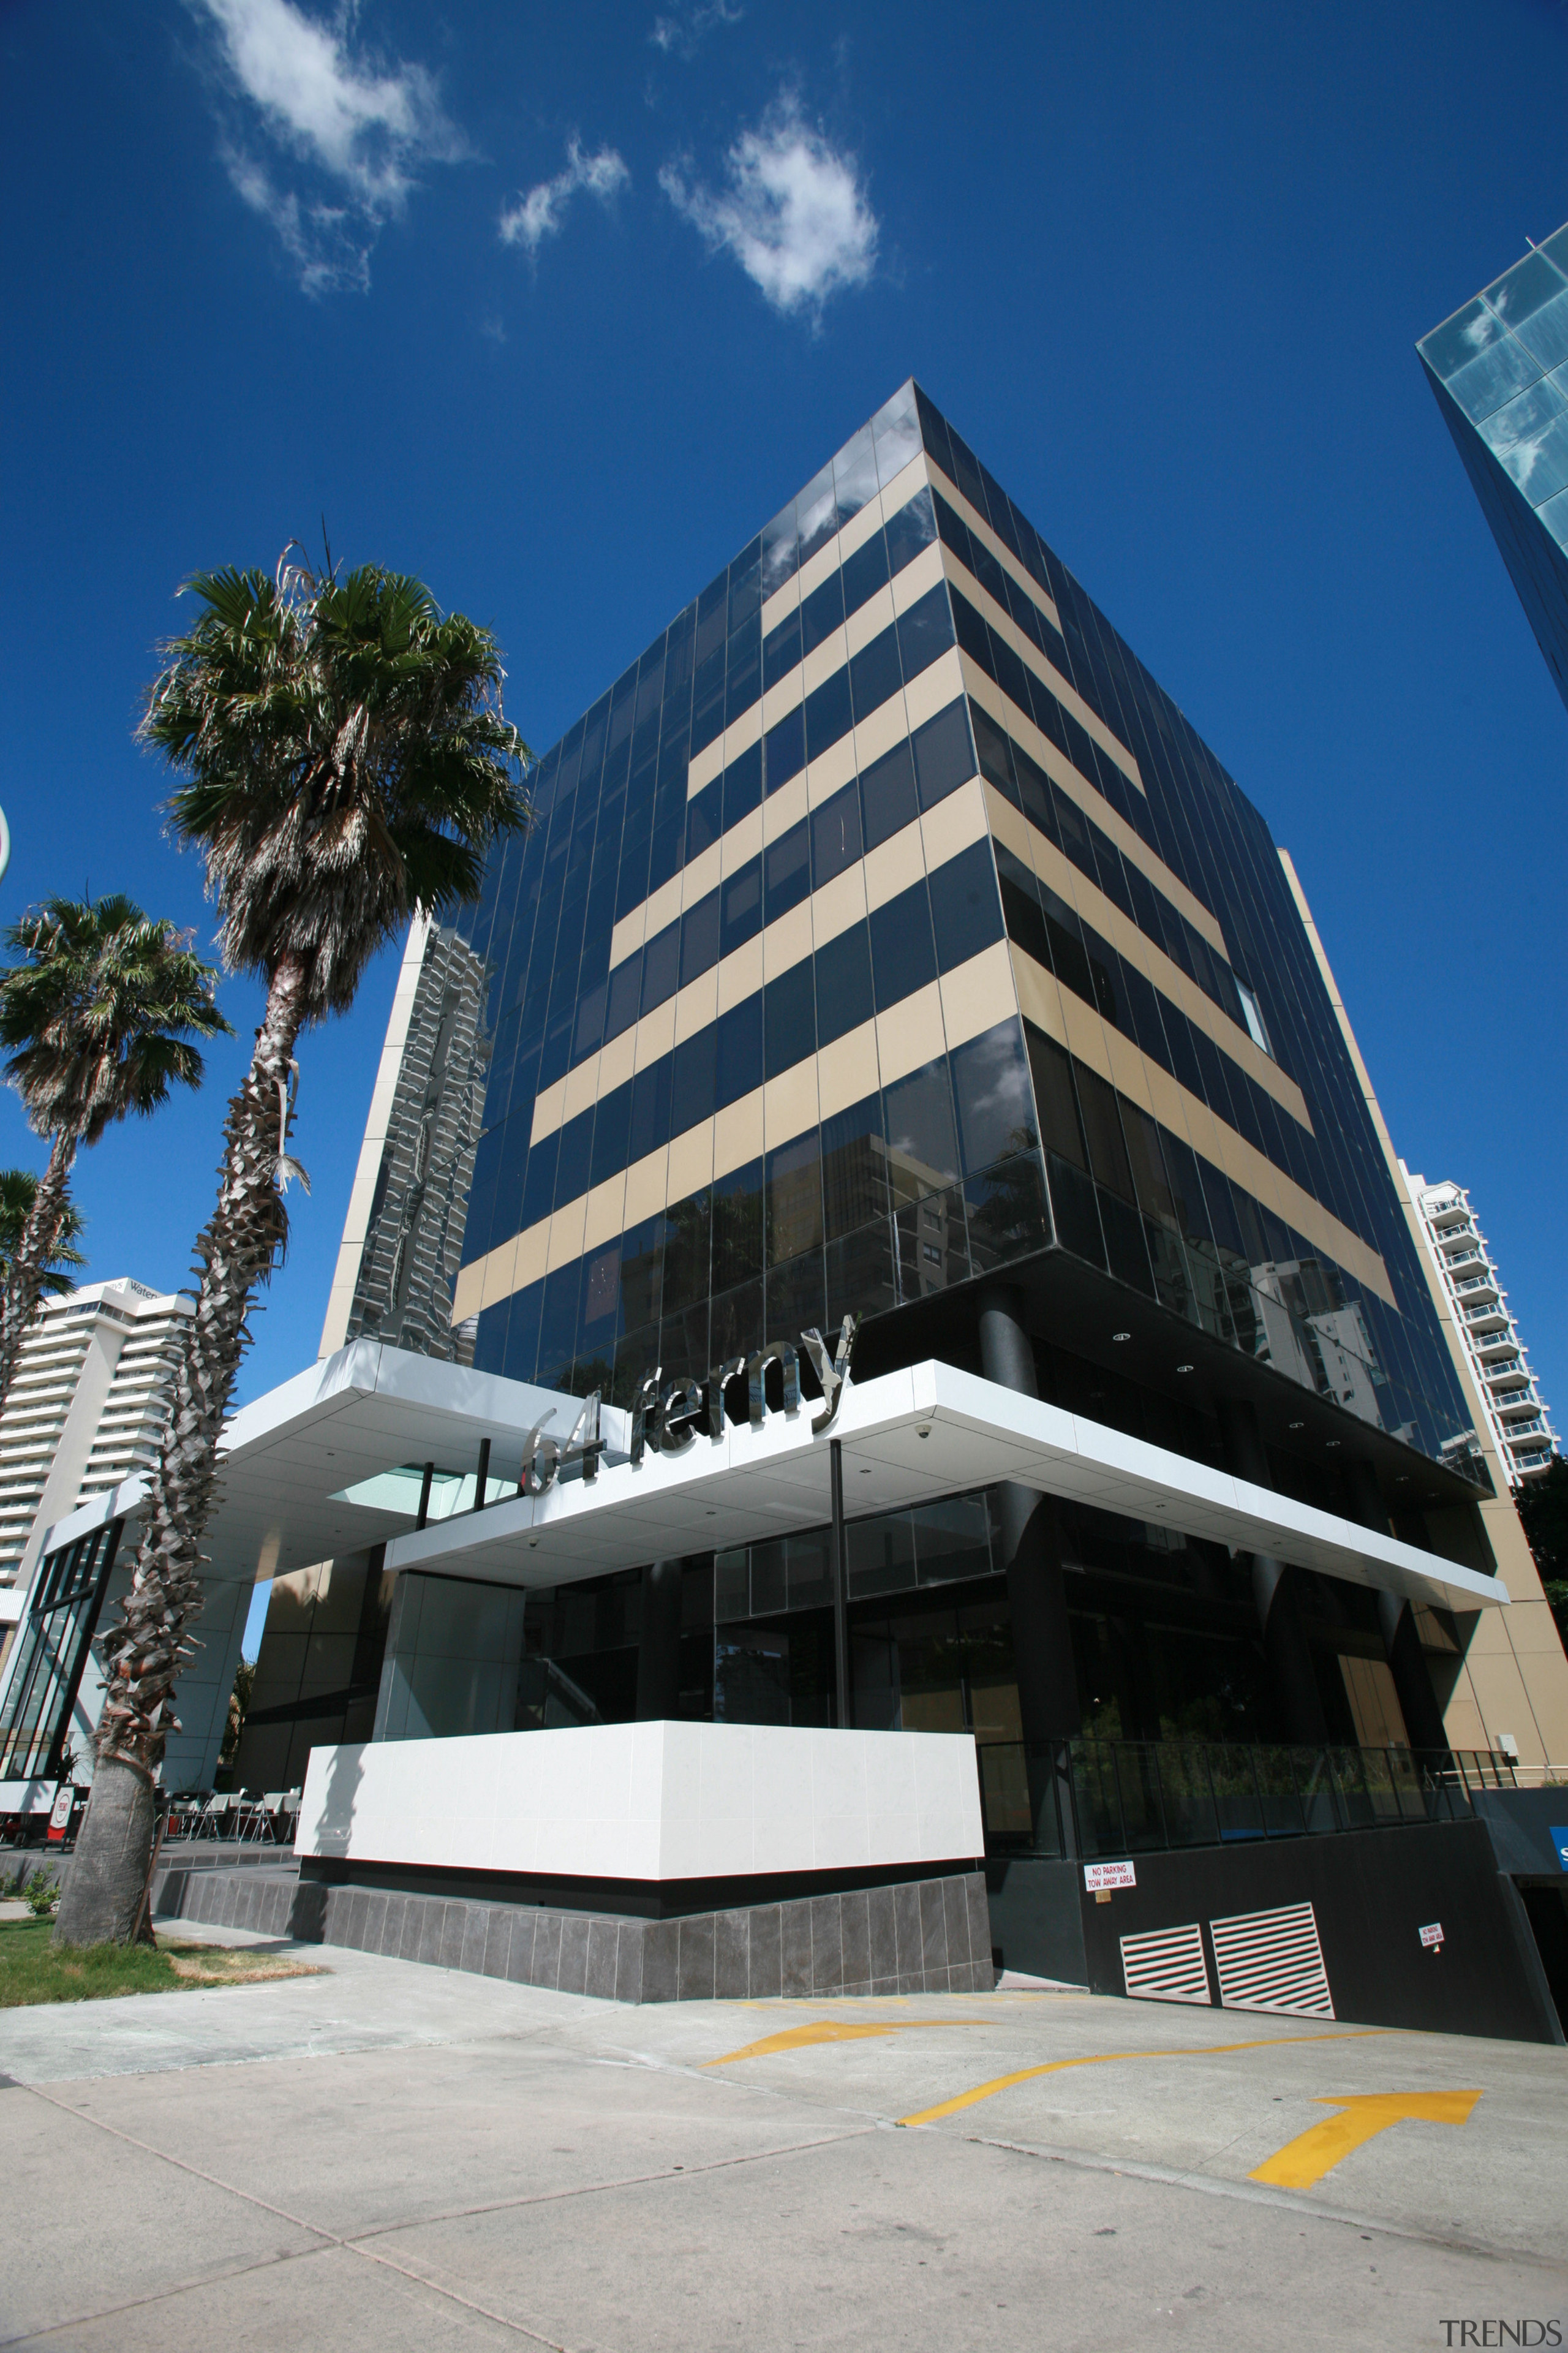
<box><xmin>636</xmin><ymin>1560</ymin><xmax>683</xmax><ymax>1721</ymax></box>
<box><xmin>1344</xmin><ymin>1459</ymin><xmax>1450</xmax><ymax>1754</ymax></box>
<box><xmin>1215</xmin><ymin>1397</ymin><xmax>1327</xmax><ymax>1745</ymax></box>
<box><xmin>976</xmin><ymin>1286</ymin><xmax>1080</xmax><ymax>1743</ymax></box>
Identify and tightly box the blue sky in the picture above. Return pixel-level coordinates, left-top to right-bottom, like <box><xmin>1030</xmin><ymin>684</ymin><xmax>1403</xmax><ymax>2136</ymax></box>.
<box><xmin>2</xmin><ymin>0</ymin><xmax>1566</xmax><ymax>1454</ymax></box>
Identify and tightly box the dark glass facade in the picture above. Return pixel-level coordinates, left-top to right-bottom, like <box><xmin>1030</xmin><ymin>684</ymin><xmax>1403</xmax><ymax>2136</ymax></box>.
<box><xmin>1419</xmin><ymin>222</ymin><xmax>1568</xmax><ymax>714</ymax></box>
<box><xmin>449</xmin><ymin>380</ymin><xmax>1472</xmax><ymax>1484</ymax></box>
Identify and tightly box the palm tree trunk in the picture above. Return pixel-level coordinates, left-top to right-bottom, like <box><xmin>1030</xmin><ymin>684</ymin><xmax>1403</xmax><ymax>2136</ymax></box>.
<box><xmin>0</xmin><ymin>1130</ymin><xmax>77</xmax><ymax>1417</ymax></box>
<box><xmin>54</xmin><ymin>954</ymin><xmax>308</xmax><ymax>1949</ymax></box>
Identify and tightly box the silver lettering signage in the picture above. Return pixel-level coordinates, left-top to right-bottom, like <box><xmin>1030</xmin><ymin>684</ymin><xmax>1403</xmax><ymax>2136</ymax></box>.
<box><xmin>528</xmin><ymin>1315</ymin><xmax>858</xmax><ymax>1497</ymax></box>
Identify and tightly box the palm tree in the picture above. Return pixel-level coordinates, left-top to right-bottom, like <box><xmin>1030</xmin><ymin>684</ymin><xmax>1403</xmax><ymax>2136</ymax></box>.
<box><xmin>55</xmin><ymin>556</ymin><xmax>530</xmax><ymax>1947</ymax></box>
<box><xmin>0</xmin><ymin>898</ymin><xmax>230</xmax><ymax>1412</ymax></box>
<box><xmin>0</xmin><ymin>1168</ymin><xmax>88</xmax><ymax>1299</ymax></box>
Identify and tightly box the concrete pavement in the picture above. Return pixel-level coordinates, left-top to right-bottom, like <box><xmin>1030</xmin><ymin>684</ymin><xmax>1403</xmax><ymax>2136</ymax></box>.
<box><xmin>1</xmin><ymin>1921</ymin><xmax>1564</xmax><ymax>2350</ymax></box>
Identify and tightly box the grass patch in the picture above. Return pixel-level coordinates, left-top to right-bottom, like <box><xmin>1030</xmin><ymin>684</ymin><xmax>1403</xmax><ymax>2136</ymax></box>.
<box><xmin>0</xmin><ymin>1918</ymin><xmax>320</xmax><ymax>2007</ymax></box>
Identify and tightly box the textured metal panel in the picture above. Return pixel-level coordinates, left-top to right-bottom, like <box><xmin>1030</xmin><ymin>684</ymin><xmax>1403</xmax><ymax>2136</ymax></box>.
<box><xmin>1118</xmin><ymin>1921</ymin><xmax>1212</xmax><ymax>2006</ymax></box>
<box><xmin>1209</xmin><ymin>1900</ymin><xmax>1334</xmax><ymax>2019</ymax></box>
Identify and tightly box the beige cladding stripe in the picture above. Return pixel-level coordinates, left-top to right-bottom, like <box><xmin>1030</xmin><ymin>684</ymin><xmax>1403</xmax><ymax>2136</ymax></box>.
<box><xmin>758</xmin><ymin>448</ymin><xmax>933</xmax><ymax>643</ymax></box>
<box><xmin>451</xmin><ymin>927</ymin><xmax>1021</xmax><ymax>1331</ymax></box>
<box><xmin>923</xmin><ymin>464</ymin><xmax>1142</xmax><ymax>796</ymax></box>
<box><xmin>982</xmin><ymin>781</ymin><xmax>1311</xmax><ymax>1133</ymax></box>
<box><xmin>1278</xmin><ymin>848</ymin><xmax>1568</xmax><ymax>1767</ymax></box>
<box><xmin>530</xmin><ymin>779</ymin><xmax>993</xmax><ymax>1154</ymax></box>
<box><xmin>611</xmin><ymin>540</ymin><xmax>949</xmax><ymax>978</ymax></box>
<box><xmin>1009</xmin><ymin>938</ymin><xmax>1394</xmax><ymax>1310</ymax></box>
<box><xmin>961</xmin><ymin>655</ymin><xmax>1224</xmax><ymax>962</ymax></box>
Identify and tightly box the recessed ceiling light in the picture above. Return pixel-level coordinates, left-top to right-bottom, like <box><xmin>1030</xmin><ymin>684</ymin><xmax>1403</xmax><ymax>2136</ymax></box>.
<box><xmin>528</xmin><ymin>1537</ymin><xmax>539</xmax><ymax>1549</ymax></box>
<box><xmin>1289</xmin><ymin>1420</ymin><xmax>1304</xmax><ymax>1430</ymax></box>
<box><xmin>1112</xmin><ymin>1331</ymin><xmax>1131</xmax><ymax>1343</ymax></box>
<box><xmin>1176</xmin><ymin>1364</ymin><xmax>1194</xmax><ymax>1375</ymax></box>
<box><xmin>1325</xmin><ymin>1440</ymin><xmax>1341</xmax><ymax>1449</ymax></box>
<box><xmin>859</xmin><ymin>1468</ymin><xmax>872</xmax><ymax>1475</ymax></box>
<box><xmin>916</xmin><ymin>1426</ymin><xmax>932</xmax><ymax>1438</ymax></box>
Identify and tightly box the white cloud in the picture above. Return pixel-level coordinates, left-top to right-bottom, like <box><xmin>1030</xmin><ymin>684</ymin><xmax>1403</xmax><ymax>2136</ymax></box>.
<box><xmin>660</xmin><ymin>96</ymin><xmax>878</xmax><ymax>322</ymax></box>
<box><xmin>649</xmin><ymin>1</ymin><xmax>742</xmax><ymax>59</ymax></box>
<box><xmin>499</xmin><ymin>138</ymin><xmax>629</xmax><ymax>258</ymax></box>
<box><xmin>192</xmin><ymin>0</ymin><xmax>463</xmax><ymax>292</ymax></box>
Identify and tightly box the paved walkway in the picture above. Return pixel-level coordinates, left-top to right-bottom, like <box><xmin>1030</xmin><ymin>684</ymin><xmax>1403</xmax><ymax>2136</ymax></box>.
<box><xmin>2</xmin><ymin>1920</ymin><xmax>1564</xmax><ymax>2350</ymax></box>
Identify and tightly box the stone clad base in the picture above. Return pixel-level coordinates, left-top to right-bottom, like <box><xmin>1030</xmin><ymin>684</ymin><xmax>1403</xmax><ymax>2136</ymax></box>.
<box><xmin>152</xmin><ymin>1861</ymin><xmax>993</xmax><ymax>2002</ymax></box>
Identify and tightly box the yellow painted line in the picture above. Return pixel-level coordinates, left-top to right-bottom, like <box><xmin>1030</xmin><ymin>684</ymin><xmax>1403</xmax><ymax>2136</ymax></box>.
<box><xmin>708</xmin><ymin>2019</ymin><xmax>992</xmax><ymax>2066</ymax></box>
<box><xmin>1249</xmin><ymin>2090</ymin><xmax>1483</xmax><ymax>2189</ymax></box>
<box><xmin>897</xmin><ymin>2028</ymin><xmax>1393</xmax><ymax>2128</ymax></box>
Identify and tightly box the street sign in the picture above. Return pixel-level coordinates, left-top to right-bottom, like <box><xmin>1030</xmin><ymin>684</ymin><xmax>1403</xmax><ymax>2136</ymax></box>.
<box><xmin>1084</xmin><ymin>1859</ymin><xmax>1136</xmax><ymax>1891</ymax></box>
<box><xmin>45</xmin><ymin>1785</ymin><xmax>74</xmax><ymax>1842</ymax></box>
<box><xmin>1419</xmin><ymin>1921</ymin><xmax>1444</xmax><ymax>1949</ymax></box>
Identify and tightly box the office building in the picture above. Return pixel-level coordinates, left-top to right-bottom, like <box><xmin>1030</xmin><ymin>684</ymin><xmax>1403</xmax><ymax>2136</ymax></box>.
<box><xmin>1418</xmin><ymin>224</ymin><xmax>1568</xmax><ymax>713</ymax></box>
<box><xmin>48</xmin><ymin>383</ymin><xmax>1568</xmax><ymax>2027</ymax></box>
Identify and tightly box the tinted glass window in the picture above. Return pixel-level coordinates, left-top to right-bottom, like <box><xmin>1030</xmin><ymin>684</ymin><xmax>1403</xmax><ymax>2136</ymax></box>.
<box><xmin>869</xmin><ymin>877</ymin><xmax>937</xmax><ymax>1010</ymax></box>
<box><xmin>764</xmin><ymin>820</ymin><xmax>811</xmax><ymax>922</ymax></box>
<box><xmin>810</xmin><ymin>779</ymin><xmax>862</xmax><ymax>885</ymax></box>
<box><xmin>849</xmin><ymin>624</ymin><xmax>903</xmax><ymax>726</ymax></box>
<box><xmin>841</xmin><ymin>529</ymin><xmax>890</xmax><ymax>617</ymax></box>
<box><xmin>929</xmin><ymin>839</ymin><xmax>1004</xmax><ymax>971</ymax></box>
<box><xmin>896</xmin><ymin>583</ymin><xmax>955</xmax><ymax>681</ymax></box>
<box><xmin>685</xmin><ymin>776</ymin><xmax>723</xmax><ymax>864</ymax></box>
<box><xmin>764</xmin><ymin>957</ymin><xmax>816</xmax><ymax>1079</ymax></box>
<box><xmin>804</xmin><ymin>668</ymin><xmax>853</xmax><ymax>763</ymax></box>
<box><xmin>1074</xmin><ymin>1064</ymin><xmax>1135</xmax><ymax>1204</ymax></box>
<box><xmin>712</xmin><ymin>1158</ymin><xmax>764</xmax><ymax>1291</ymax></box>
<box><xmin>813</xmin><ymin>922</ymin><xmax>874</xmax><ymax>1045</ymax></box>
<box><xmin>671</xmin><ymin>1026</ymin><xmax>717</xmax><ymax>1139</ymax></box>
<box><xmin>723</xmin><ymin>740</ymin><xmax>762</xmax><ymax>828</ymax></box>
<box><xmin>950</xmin><ymin>1019</ymin><xmax>1033</xmax><ymax>1173</ymax></box>
<box><xmin>763</xmin><ymin>606</ymin><xmax>802</xmax><ymax>692</ymax></box>
<box><xmin>628</xmin><ymin>1054</ymin><xmax>672</xmax><ymax>1163</ymax></box>
<box><xmin>715</xmin><ymin>995</ymin><xmax>762</xmax><ymax>1107</ymax></box>
<box><xmin>641</xmin><ymin>921</ymin><xmax>680</xmax><ymax>1014</ymax></box>
<box><xmin>1025</xmin><ymin>1026</ymin><xmax>1087</xmax><ymax>1171</ymax></box>
<box><xmin>859</xmin><ymin>738</ymin><xmax>917</xmax><ymax>850</ymax></box>
<box><xmin>912</xmin><ymin>700</ymin><xmax>975</xmax><ymax>809</ymax></box>
<box><xmin>554</xmin><ymin>1106</ymin><xmax>594</xmax><ymax>1209</ymax></box>
<box><xmin>521</xmin><ymin>1131</ymin><xmax>559</xmax><ymax>1229</ymax></box>
<box><xmin>590</xmin><ymin>1080</ymin><xmax>633</xmax><ymax>1189</ymax></box>
<box><xmin>883</xmin><ymin>1056</ymin><xmax>959</xmax><ymax>1187</ymax></box>
<box><xmin>720</xmin><ymin>856</ymin><xmax>763</xmax><ymax>957</ymax></box>
<box><xmin>766</xmin><ymin>1130</ymin><xmax>823</xmax><ymax>1263</ymax></box>
<box><xmin>801</xmin><ymin>570</ymin><xmax>845</xmax><ymax>655</ymax></box>
<box><xmin>679</xmin><ymin>887</ymin><xmax>720</xmax><ymax>987</ymax></box>
<box><xmin>884</xmin><ymin>487</ymin><xmax>936</xmax><ymax>577</ymax></box>
<box><xmin>764</xmin><ymin>705</ymin><xmax>805</xmax><ymax>793</ymax></box>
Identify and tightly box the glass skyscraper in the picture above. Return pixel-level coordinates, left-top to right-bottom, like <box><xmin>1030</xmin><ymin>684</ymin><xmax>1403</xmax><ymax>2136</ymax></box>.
<box><xmin>1419</xmin><ymin>224</ymin><xmax>1568</xmax><ymax>712</ymax></box>
<box><xmin>431</xmin><ymin>379</ymin><xmax>1490</xmax><ymax>1751</ymax></box>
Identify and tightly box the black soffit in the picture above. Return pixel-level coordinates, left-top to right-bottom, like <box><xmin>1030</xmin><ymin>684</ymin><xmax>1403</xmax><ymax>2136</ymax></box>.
<box><xmin>853</xmin><ymin>1244</ymin><xmax>1488</xmax><ymax>1517</ymax></box>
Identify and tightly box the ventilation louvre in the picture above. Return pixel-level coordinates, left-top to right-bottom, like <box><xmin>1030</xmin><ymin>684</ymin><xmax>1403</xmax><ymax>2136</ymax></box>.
<box><xmin>1209</xmin><ymin>1900</ymin><xmax>1334</xmax><ymax>2019</ymax></box>
<box><xmin>1119</xmin><ymin>1921</ymin><xmax>1212</xmax><ymax>2006</ymax></box>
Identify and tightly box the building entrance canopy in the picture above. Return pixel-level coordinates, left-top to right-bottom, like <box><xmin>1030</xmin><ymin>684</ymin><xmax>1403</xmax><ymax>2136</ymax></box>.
<box><xmin>37</xmin><ymin>1339</ymin><xmax>1490</xmax><ymax>1622</ymax></box>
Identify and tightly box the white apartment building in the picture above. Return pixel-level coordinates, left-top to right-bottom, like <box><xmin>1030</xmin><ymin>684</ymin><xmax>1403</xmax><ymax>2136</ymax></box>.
<box><xmin>0</xmin><ymin>1278</ymin><xmax>190</xmax><ymax>1609</ymax></box>
<box><xmin>1401</xmin><ymin>1172</ymin><xmax>1558</xmax><ymax>1487</ymax></box>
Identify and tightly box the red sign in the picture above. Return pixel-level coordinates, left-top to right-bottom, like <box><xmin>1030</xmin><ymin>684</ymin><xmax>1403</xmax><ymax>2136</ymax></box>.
<box><xmin>45</xmin><ymin>1786</ymin><xmax>74</xmax><ymax>1843</ymax></box>
<box><xmin>1419</xmin><ymin>1921</ymin><xmax>1444</xmax><ymax>1949</ymax></box>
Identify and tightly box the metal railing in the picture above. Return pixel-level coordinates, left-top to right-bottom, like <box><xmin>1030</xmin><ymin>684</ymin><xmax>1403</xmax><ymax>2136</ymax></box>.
<box><xmin>976</xmin><ymin>1737</ymin><xmax>1518</xmax><ymax>1861</ymax></box>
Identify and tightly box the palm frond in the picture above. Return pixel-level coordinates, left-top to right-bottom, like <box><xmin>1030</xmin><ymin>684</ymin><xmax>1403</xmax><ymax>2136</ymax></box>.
<box><xmin>141</xmin><ymin>558</ymin><xmax>533</xmax><ymax>1022</ymax></box>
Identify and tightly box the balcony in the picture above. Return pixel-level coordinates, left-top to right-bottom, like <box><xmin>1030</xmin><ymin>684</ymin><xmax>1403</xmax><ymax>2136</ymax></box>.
<box><xmin>1444</xmin><ymin>1248</ymin><xmax>1487</xmax><ymax>1274</ymax></box>
<box><xmin>1474</xmin><ymin>1327</ymin><xmax>1521</xmax><ymax>1359</ymax></box>
<box><xmin>1504</xmin><ymin>1414</ymin><xmax>1548</xmax><ymax>1438</ymax></box>
<box><xmin>1427</xmin><ymin>1201</ymin><xmax>1471</xmax><ymax>1231</ymax></box>
<box><xmin>1463</xmin><ymin>1305</ymin><xmax>1509</xmax><ymax>1335</ymax></box>
<box><xmin>1488</xmin><ymin>1367</ymin><xmax>1531</xmax><ymax>1396</ymax></box>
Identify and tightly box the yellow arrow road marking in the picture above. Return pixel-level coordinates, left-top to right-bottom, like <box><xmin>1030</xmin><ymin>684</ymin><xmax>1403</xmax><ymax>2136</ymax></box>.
<box><xmin>896</xmin><ymin>2029</ymin><xmax>1392</xmax><ymax>2127</ymax></box>
<box><xmin>1249</xmin><ymin>2090</ymin><xmax>1483</xmax><ymax>2188</ymax></box>
<box><xmin>708</xmin><ymin>2019</ymin><xmax>992</xmax><ymax>2066</ymax></box>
